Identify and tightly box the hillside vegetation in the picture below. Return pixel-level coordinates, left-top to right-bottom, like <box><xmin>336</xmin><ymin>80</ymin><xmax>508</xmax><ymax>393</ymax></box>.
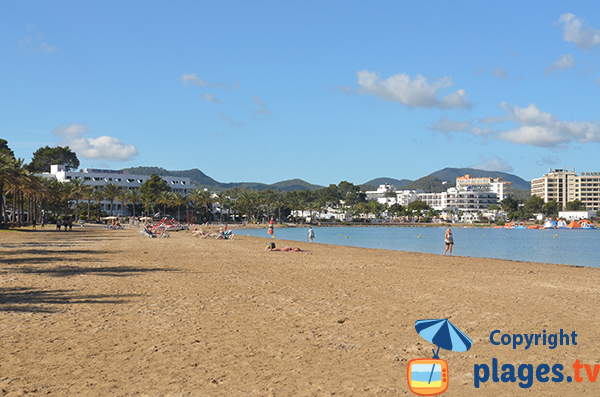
<box><xmin>121</xmin><ymin>166</ymin><xmax>531</xmax><ymax>195</ymax></box>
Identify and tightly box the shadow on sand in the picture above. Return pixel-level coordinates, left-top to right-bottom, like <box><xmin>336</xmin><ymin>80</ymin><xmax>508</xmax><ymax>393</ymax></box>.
<box><xmin>1</xmin><ymin>263</ymin><xmax>178</xmax><ymax>278</ymax></box>
<box><xmin>0</xmin><ymin>287</ymin><xmax>140</xmax><ymax>313</ymax></box>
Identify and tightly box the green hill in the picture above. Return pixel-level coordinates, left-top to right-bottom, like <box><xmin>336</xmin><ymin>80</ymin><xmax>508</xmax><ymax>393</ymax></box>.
<box><xmin>120</xmin><ymin>166</ymin><xmax>531</xmax><ymax>195</ymax></box>
<box><xmin>402</xmin><ymin>176</ymin><xmax>453</xmax><ymax>193</ymax></box>
<box><xmin>429</xmin><ymin>167</ymin><xmax>531</xmax><ymax>191</ymax></box>
<box><xmin>120</xmin><ymin>167</ymin><xmax>323</xmax><ymax>192</ymax></box>
<box><xmin>361</xmin><ymin>177</ymin><xmax>412</xmax><ymax>191</ymax></box>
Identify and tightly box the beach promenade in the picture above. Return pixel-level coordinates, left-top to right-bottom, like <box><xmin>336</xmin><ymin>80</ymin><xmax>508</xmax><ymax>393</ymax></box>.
<box><xmin>1</xmin><ymin>226</ymin><xmax>599</xmax><ymax>396</ymax></box>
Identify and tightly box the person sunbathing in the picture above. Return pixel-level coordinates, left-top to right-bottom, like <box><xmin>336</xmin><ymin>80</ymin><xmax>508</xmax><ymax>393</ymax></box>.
<box><xmin>191</xmin><ymin>228</ymin><xmax>208</xmax><ymax>238</ymax></box>
<box><xmin>265</xmin><ymin>243</ymin><xmax>304</xmax><ymax>252</ymax></box>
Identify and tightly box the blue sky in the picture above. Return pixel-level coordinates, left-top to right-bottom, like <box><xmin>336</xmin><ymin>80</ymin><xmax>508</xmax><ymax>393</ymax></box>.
<box><xmin>2</xmin><ymin>1</ymin><xmax>600</xmax><ymax>187</ymax></box>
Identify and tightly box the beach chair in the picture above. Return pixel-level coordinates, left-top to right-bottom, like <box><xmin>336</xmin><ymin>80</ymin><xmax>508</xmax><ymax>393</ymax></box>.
<box><xmin>213</xmin><ymin>230</ymin><xmax>233</xmax><ymax>240</ymax></box>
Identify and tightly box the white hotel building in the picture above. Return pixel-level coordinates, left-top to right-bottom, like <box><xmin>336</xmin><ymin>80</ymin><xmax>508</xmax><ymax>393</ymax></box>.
<box><xmin>366</xmin><ymin>176</ymin><xmax>501</xmax><ymax>219</ymax></box>
<box><xmin>365</xmin><ymin>184</ymin><xmax>423</xmax><ymax>207</ymax></box>
<box><xmin>40</xmin><ymin>165</ymin><xmax>194</xmax><ymax>215</ymax></box>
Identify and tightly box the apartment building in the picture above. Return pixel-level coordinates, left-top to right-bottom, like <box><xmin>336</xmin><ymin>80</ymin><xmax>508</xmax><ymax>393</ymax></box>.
<box><xmin>531</xmin><ymin>168</ymin><xmax>600</xmax><ymax>211</ymax></box>
<box><xmin>455</xmin><ymin>174</ymin><xmax>512</xmax><ymax>199</ymax></box>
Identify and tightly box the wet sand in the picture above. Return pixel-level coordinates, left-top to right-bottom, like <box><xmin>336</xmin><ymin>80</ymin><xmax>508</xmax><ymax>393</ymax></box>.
<box><xmin>1</xmin><ymin>225</ymin><xmax>599</xmax><ymax>396</ymax></box>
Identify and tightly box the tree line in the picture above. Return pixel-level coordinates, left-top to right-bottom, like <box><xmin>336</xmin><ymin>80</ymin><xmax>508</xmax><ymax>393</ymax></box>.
<box><xmin>1</xmin><ymin>140</ymin><xmax>587</xmax><ymax>228</ymax></box>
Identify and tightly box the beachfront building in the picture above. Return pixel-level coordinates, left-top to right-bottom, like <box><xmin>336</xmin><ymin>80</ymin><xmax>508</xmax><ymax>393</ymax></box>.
<box><xmin>417</xmin><ymin>191</ymin><xmax>449</xmax><ymax>211</ymax></box>
<box><xmin>558</xmin><ymin>210</ymin><xmax>598</xmax><ymax>221</ymax></box>
<box><xmin>365</xmin><ymin>184</ymin><xmax>424</xmax><ymax>207</ymax></box>
<box><xmin>445</xmin><ymin>187</ymin><xmax>499</xmax><ymax>211</ymax></box>
<box><xmin>531</xmin><ymin>168</ymin><xmax>600</xmax><ymax>212</ymax></box>
<box><xmin>40</xmin><ymin>165</ymin><xmax>195</xmax><ymax>215</ymax></box>
<box><xmin>455</xmin><ymin>174</ymin><xmax>512</xmax><ymax>199</ymax></box>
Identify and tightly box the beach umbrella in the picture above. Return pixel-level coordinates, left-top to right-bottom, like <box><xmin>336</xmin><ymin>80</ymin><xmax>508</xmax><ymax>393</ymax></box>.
<box><xmin>415</xmin><ymin>318</ymin><xmax>472</xmax><ymax>358</ymax></box>
<box><xmin>415</xmin><ymin>318</ymin><xmax>472</xmax><ymax>385</ymax></box>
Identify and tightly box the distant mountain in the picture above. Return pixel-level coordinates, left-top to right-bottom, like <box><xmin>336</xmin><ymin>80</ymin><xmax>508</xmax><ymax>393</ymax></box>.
<box><xmin>122</xmin><ymin>166</ymin><xmax>222</xmax><ymax>187</ymax></box>
<box><xmin>400</xmin><ymin>167</ymin><xmax>531</xmax><ymax>194</ymax></box>
<box><xmin>429</xmin><ymin>167</ymin><xmax>531</xmax><ymax>191</ymax></box>
<box><xmin>120</xmin><ymin>166</ymin><xmax>323</xmax><ymax>192</ymax></box>
<box><xmin>361</xmin><ymin>177</ymin><xmax>412</xmax><ymax>191</ymax></box>
<box><xmin>120</xmin><ymin>165</ymin><xmax>531</xmax><ymax>195</ymax></box>
<box><xmin>403</xmin><ymin>176</ymin><xmax>452</xmax><ymax>193</ymax></box>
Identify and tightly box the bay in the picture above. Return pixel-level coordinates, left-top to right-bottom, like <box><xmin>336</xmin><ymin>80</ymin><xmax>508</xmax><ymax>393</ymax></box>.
<box><xmin>237</xmin><ymin>225</ymin><xmax>600</xmax><ymax>268</ymax></box>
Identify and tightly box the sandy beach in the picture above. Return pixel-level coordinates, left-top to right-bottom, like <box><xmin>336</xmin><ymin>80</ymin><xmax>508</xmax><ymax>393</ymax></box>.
<box><xmin>1</xmin><ymin>225</ymin><xmax>600</xmax><ymax>396</ymax></box>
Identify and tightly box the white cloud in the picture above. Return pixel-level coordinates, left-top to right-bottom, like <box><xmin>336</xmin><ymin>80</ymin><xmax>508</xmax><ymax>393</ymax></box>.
<box><xmin>355</xmin><ymin>70</ymin><xmax>472</xmax><ymax>110</ymax></box>
<box><xmin>427</xmin><ymin>118</ymin><xmax>472</xmax><ymax>133</ymax></box>
<box><xmin>252</xmin><ymin>95</ymin><xmax>266</xmax><ymax>107</ymax></box>
<box><xmin>218</xmin><ymin>113</ymin><xmax>245</xmax><ymax>128</ymax></box>
<box><xmin>495</xmin><ymin>103</ymin><xmax>600</xmax><ymax>147</ymax></box>
<box><xmin>491</xmin><ymin>66</ymin><xmax>509</xmax><ymax>79</ymax></box>
<box><xmin>203</xmin><ymin>93</ymin><xmax>221</xmax><ymax>103</ymax></box>
<box><xmin>332</xmin><ymin>85</ymin><xmax>354</xmax><ymax>94</ymax></box>
<box><xmin>472</xmin><ymin>156</ymin><xmax>514</xmax><ymax>173</ymax></box>
<box><xmin>179</xmin><ymin>73</ymin><xmax>227</xmax><ymax>89</ymax></box>
<box><xmin>52</xmin><ymin>123</ymin><xmax>138</xmax><ymax>161</ymax></box>
<box><xmin>537</xmin><ymin>155</ymin><xmax>561</xmax><ymax>166</ymax></box>
<box><xmin>251</xmin><ymin>95</ymin><xmax>271</xmax><ymax>115</ymax></box>
<box><xmin>545</xmin><ymin>54</ymin><xmax>576</xmax><ymax>76</ymax></box>
<box><xmin>557</xmin><ymin>13</ymin><xmax>600</xmax><ymax>49</ymax></box>
<box><xmin>179</xmin><ymin>73</ymin><xmax>206</xmax><ymax>86</ymax></box>
<box><xmin>19</xmin><ymin>24</ymin><xmax>60</xmax><ymax>54</ymax></box>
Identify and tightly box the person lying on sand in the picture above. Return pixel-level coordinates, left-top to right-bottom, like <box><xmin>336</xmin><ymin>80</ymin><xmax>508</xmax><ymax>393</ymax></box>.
<box><xmin>265</xmin><ymin>242</ymin><xmax>304</xmax><ymax>252</ymax></box>
<box><xmin>191</xmin><ymin>228</ymin><xmax>208</xmax><ymax>238</ymax></box>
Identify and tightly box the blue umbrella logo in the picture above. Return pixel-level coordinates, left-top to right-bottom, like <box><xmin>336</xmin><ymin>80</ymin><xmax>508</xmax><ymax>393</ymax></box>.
<box><xmin>414</xmin><ymin>318</ymin><xmax>472</xmax><ymax>385</ymax></box>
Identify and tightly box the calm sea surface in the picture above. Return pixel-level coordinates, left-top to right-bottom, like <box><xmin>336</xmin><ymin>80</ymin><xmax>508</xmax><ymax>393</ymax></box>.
<box><xmin>237</xmin><ymin>225</ymin><xmax>600</xmax><ymax>268</ymax></box>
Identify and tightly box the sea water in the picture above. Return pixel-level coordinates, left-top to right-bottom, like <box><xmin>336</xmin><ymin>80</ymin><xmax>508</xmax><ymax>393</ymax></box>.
<box><xmin>237</xmin><ymin>226</ymin><xmax>600</xmax><ymax>268</ymax></box>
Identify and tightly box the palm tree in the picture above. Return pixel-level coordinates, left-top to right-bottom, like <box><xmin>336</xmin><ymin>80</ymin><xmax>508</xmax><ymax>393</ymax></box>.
<box><xmin>260</xmin><ymin>189</ymin><xmax>277</xmax><ymax>223</ymax></box>
<box><xmin>156</xmin><ymin>191</ymin><xmax>173</xmax><ymax>217</ymax></box>
<box><xmin>187</xmin><ymin>189</ymin><xmax>203</xmax><ymax>224</ymax></box>
<box><xmin>140</xmin><ymin>193</ymin><xmax>154</xmax><ymax>218</ymax></box>
<box><xmin>117</xmin><ymin>189</ymin><xmax>129</xmax><ymax>217</ymax></box>
<box><xmin>6</xmin><ymin>158</ymin><xmax>30</xmax><ymax>226</ymax></box>
<box><xmin>126</xmin><ymin>189</ymin><xmax>141</xmax><ymax>218</ymax></box>
<box><xmin>215</xmin><ymin>191</ymin><xmax>229</xmax><ymax>223</ymax></box>
<box><xmin>103</xmin><ymin>183</ymin><xmax>120</xmax><ymax>216</ymax></box>
<box><xmin>172</xmin><ymin>192</ymin><xmax>187</xmax><ymax>222</ymax></box>
<box><xmin>93</xmin><ymin>188</ymin><xmax>106</xmax><ymax>217</ymax></box>
<box><xmin>82</xmin><ymin>185</ymin><xmax>94</xmax><ymax>221</ymax></box>
<box><xmin>68</xmin><ymin>179</ymin><xmax>85</xmax><ymax>221</ymax></box>
<box><xmin>237</xmin><ymin>190</ymin><xmax>254</xmax><ymax>222</ymax></box>
<box><xmin>199</xmin><ymin>189</ymin><xmax>213</xmax><ymax>222</ymax></box>
<box><xmin>273</xmin><ymin>194</ymin><xmax>286</xmax><ymax>224</ymax></box>
<box><xmin>0</xmin><ymin>153</ymin><xmax>15</xmax><ymax>225</ymax></box>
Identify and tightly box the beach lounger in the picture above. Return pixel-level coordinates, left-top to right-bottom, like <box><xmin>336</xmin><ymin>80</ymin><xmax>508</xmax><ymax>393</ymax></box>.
<box><xmin>139</xmin><ymin>228</ymin><xmax>169</xmax><ymax>238</ymax></box>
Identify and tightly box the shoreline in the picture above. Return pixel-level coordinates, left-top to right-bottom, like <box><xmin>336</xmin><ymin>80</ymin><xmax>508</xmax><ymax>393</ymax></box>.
<box><xmin>1</xmin><ymin>227</ymin><xmax>599</xmax><ymax>395</ymax></box>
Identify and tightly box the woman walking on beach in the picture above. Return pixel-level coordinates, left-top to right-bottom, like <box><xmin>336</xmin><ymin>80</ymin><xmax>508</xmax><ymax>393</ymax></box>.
<box><xmin>443</xmin><ymin>228</ymin><xmax>453</xmax><ymax>255</ymax></box>
<box><xmin>307</xmin><ymin>227</ymin><xmax>315</xmax><ymax>243</ymax></box>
